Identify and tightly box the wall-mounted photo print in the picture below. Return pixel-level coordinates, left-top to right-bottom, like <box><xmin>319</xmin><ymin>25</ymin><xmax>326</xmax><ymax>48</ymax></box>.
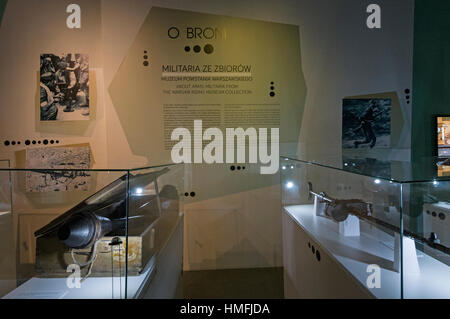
<box><xmin>40</xmin><ymin>53</ymin><xmax>89</xmax><ymax>121</ymax></box>
<box><xmin>25</xmin><ymin>146</ymin><xmax>90</xmax><ymax>192</ymax></box>
<box><xmin>342</xmin><ymin>98</ymin><xmax>391</xmax><ymax>149</ymax></box>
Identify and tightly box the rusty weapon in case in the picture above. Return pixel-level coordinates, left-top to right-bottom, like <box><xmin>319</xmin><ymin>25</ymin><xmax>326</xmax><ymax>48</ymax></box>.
<box><xmin>308</xmin><ymin>182</ymin><xmax>450</xmax><ymax>255</ymax></box>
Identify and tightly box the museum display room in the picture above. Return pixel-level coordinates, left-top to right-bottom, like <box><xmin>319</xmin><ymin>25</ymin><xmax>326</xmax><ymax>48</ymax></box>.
<box><xmin>0</xmin><ymin>0</ymin><xmax>448</xmax><ymax>300</ymax></box>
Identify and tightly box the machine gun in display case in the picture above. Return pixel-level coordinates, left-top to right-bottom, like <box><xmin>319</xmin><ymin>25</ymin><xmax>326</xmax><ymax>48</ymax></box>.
<box><xmin>308</xmin><ymin>182</ymin><xmax>450</xmax><ymax>256</ymax></box>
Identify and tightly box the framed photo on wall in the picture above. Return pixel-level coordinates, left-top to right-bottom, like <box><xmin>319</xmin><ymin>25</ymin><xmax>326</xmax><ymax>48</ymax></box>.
<box><xmin>342</xmin><ymin>98</ymin><xmax>391</xmax><ymax>149</ymax></box>
<box><xmin>40</xmin><ymin>53</ymin><xmax>89</xmax><ymax>121</ymax></box>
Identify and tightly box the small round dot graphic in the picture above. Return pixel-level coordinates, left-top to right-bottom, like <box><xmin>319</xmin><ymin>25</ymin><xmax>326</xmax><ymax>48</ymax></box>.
<box><xmin>25</xmin><ymin>140</ymin><xmax>30</xmax><ymax>145</ymax></box>
<box><xmin>184</xmin><ymin>46</ymin><xmax>191</xmax><ymax>52</ymax></box>
<box><xmin>193</xmin><ymin>45</ymin><xmax>201</xmax><ymax>53</ymax></box>
<box><xmin>405</xmin><ymin>89</ymin><xmax>410</xmax><ymax>94</ymax></box>
<box><xmin>168</xmin><ymin>27</ymin><xmax>180</xmax><ymax>39</ymax></box>
<box><xmin>143</xmin><ymin>61</ymin><xmax>149</xmax><ymax>67</ymax></box>
<box><xmin>11</xmin><ymin>141</ymin><xmax>15</xmax><ymax>145</ymax></box>
<box><xmin>144</xmin><ymin>55</ymin><xmax>148</xmax><ymax>59</ymax></box>
<box><xmin>4</xmin><ymin>140</ymin><xmax>10</xmax><ymax>146</ymax></box>
<box><xmin>204</xmin><ymin>44</ymin><xmax>214</xmax><ymax>54</ymax></box>
<box><xmin>190</xmin><ymin>192</ymin><xmax>196</xmax><ymax>197</ymax></box>
<box><xmin>270</xmin><ymin>92</ymin><xmax>275</xmax><ymax>97</ymax></box>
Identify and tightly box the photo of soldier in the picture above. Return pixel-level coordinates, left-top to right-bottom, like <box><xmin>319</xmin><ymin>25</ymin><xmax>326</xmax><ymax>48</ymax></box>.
<box><xmin>352</xmin><ymin>100</ymin><xmax>383</xmax><ymax>148</ymax></box>
<box><xmin>39</xmin><ymin>53</ymin><xmax>89</xmax><ymax>121</ymax></box>
<box><xmin>342</xmin><ymin>98</ymin><xmax>391</xmax><ymax>149</ymax></box>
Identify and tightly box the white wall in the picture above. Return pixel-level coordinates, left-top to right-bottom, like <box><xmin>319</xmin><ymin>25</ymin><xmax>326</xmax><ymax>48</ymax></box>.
<box><xmin>0</xmin><ymin>0</ymin><xmax>415</xmax><ymax>273</ymax></box>
<box><xmin>99</xmin><ymin>0</ymin><xmax>414</xmax><ymax>270</ymax></box>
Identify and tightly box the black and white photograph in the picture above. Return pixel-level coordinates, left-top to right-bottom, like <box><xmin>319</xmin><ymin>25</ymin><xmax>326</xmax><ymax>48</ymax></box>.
<box><xmin>342</xmin><ymin>98</ymin><xmax>391</xmax><ymax>149</ymax></box>
<box><xmin>25</xmin><ymin>146</ymin><xmax>91</xmax><ymax>192</ymax></box>
<box><xmin>40</xmin><ymin>53</ymin><xmax>89</xmax><ymax>121</ymax></box>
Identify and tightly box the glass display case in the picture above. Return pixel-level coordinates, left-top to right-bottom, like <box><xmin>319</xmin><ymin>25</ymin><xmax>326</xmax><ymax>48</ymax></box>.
<box><xmin>0</xmin><ymin>160</ymin><xmax>14</xmax><ymax>298</ymax></box>
<box><xmin>281</xmin><ymin>156</ymin><xmax>450</xmax><ymax>299</ymax></box>
<box><xmin>0</xmin><ymin>163</ymin><xmax>184</xmax><ymax>299</ymax></box>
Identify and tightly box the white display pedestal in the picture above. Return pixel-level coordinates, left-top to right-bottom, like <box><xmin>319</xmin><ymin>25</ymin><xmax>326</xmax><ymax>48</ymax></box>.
<box><xmin>284</xmin><ymin>204</ymin><xmax>450</xmax><ymax>299</ymax></box>
<box><xmin>315</xmin><ymin>196</ymin><xmax>360</xmax><ymax>237</ymax></box>
<box><xmin>394</xmin><ymin>234</ymin><xmax>420</xmax><ymax>274</ymax></box>
<box><xmin>314</xmin><ymin>196</ymin><xmax>327</xmax><ymax>217</ymax></box>
<box><xmin>339</xmin><ymin>215</ymin><xmax>360</xmax><ymax>237</ymax></box>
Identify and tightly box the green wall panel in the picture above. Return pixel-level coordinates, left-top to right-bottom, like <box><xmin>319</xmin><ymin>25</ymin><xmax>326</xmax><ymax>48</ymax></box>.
<box><xmin>0</xmin><ymin>0</ymin><xmax>7</xmax><ymax>27</ymax></box>
<box><xmin>410</xmin><ymin>0</ymin><xmax>450</xmax><ymax>231</ymax></box>
<box><xmin>411</xmin><ymin>0</ymin><xmax>450</xmax><ymax>161</ymax></box>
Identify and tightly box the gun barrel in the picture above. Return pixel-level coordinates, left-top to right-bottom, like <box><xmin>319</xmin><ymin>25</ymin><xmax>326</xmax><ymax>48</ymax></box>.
<box><xmin>308</xmin><ymin>184</ymin><xmax>450</xmax><ymax>256</ymax></box>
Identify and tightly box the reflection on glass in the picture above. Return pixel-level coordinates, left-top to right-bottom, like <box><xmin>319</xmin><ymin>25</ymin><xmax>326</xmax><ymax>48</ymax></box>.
<box><xmin>1</xmin><ymin>164</ymin><xmax>183</xmax><ymax>299</ymax></box>
<box><xmin>281</xmin><ymin>156</ymin><xmax>450</xmax><ymax>299</ymax></box>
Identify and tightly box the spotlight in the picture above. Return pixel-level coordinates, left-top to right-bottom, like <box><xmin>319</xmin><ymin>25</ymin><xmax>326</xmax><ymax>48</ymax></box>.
<box><xmin>374</xmin><ymin>179</ymin><xmax>381</xmax><ymax>184</ymax></box>
<box><xmin>286</xmin><ymin>181</ymin><xmax>294</xmax><ymax>189</ymax></box>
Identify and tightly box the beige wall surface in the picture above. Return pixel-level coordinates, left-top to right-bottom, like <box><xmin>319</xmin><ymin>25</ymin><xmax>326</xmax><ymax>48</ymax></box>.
<box><xmin>0</xmin><ymin>0</ymin><xmax>107</xmax><ymax>170</ymax></box>
<box><xmin>0</xmin><ymin>0</ymin><xmax>415</xmax><ymax>272</ymax></box>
